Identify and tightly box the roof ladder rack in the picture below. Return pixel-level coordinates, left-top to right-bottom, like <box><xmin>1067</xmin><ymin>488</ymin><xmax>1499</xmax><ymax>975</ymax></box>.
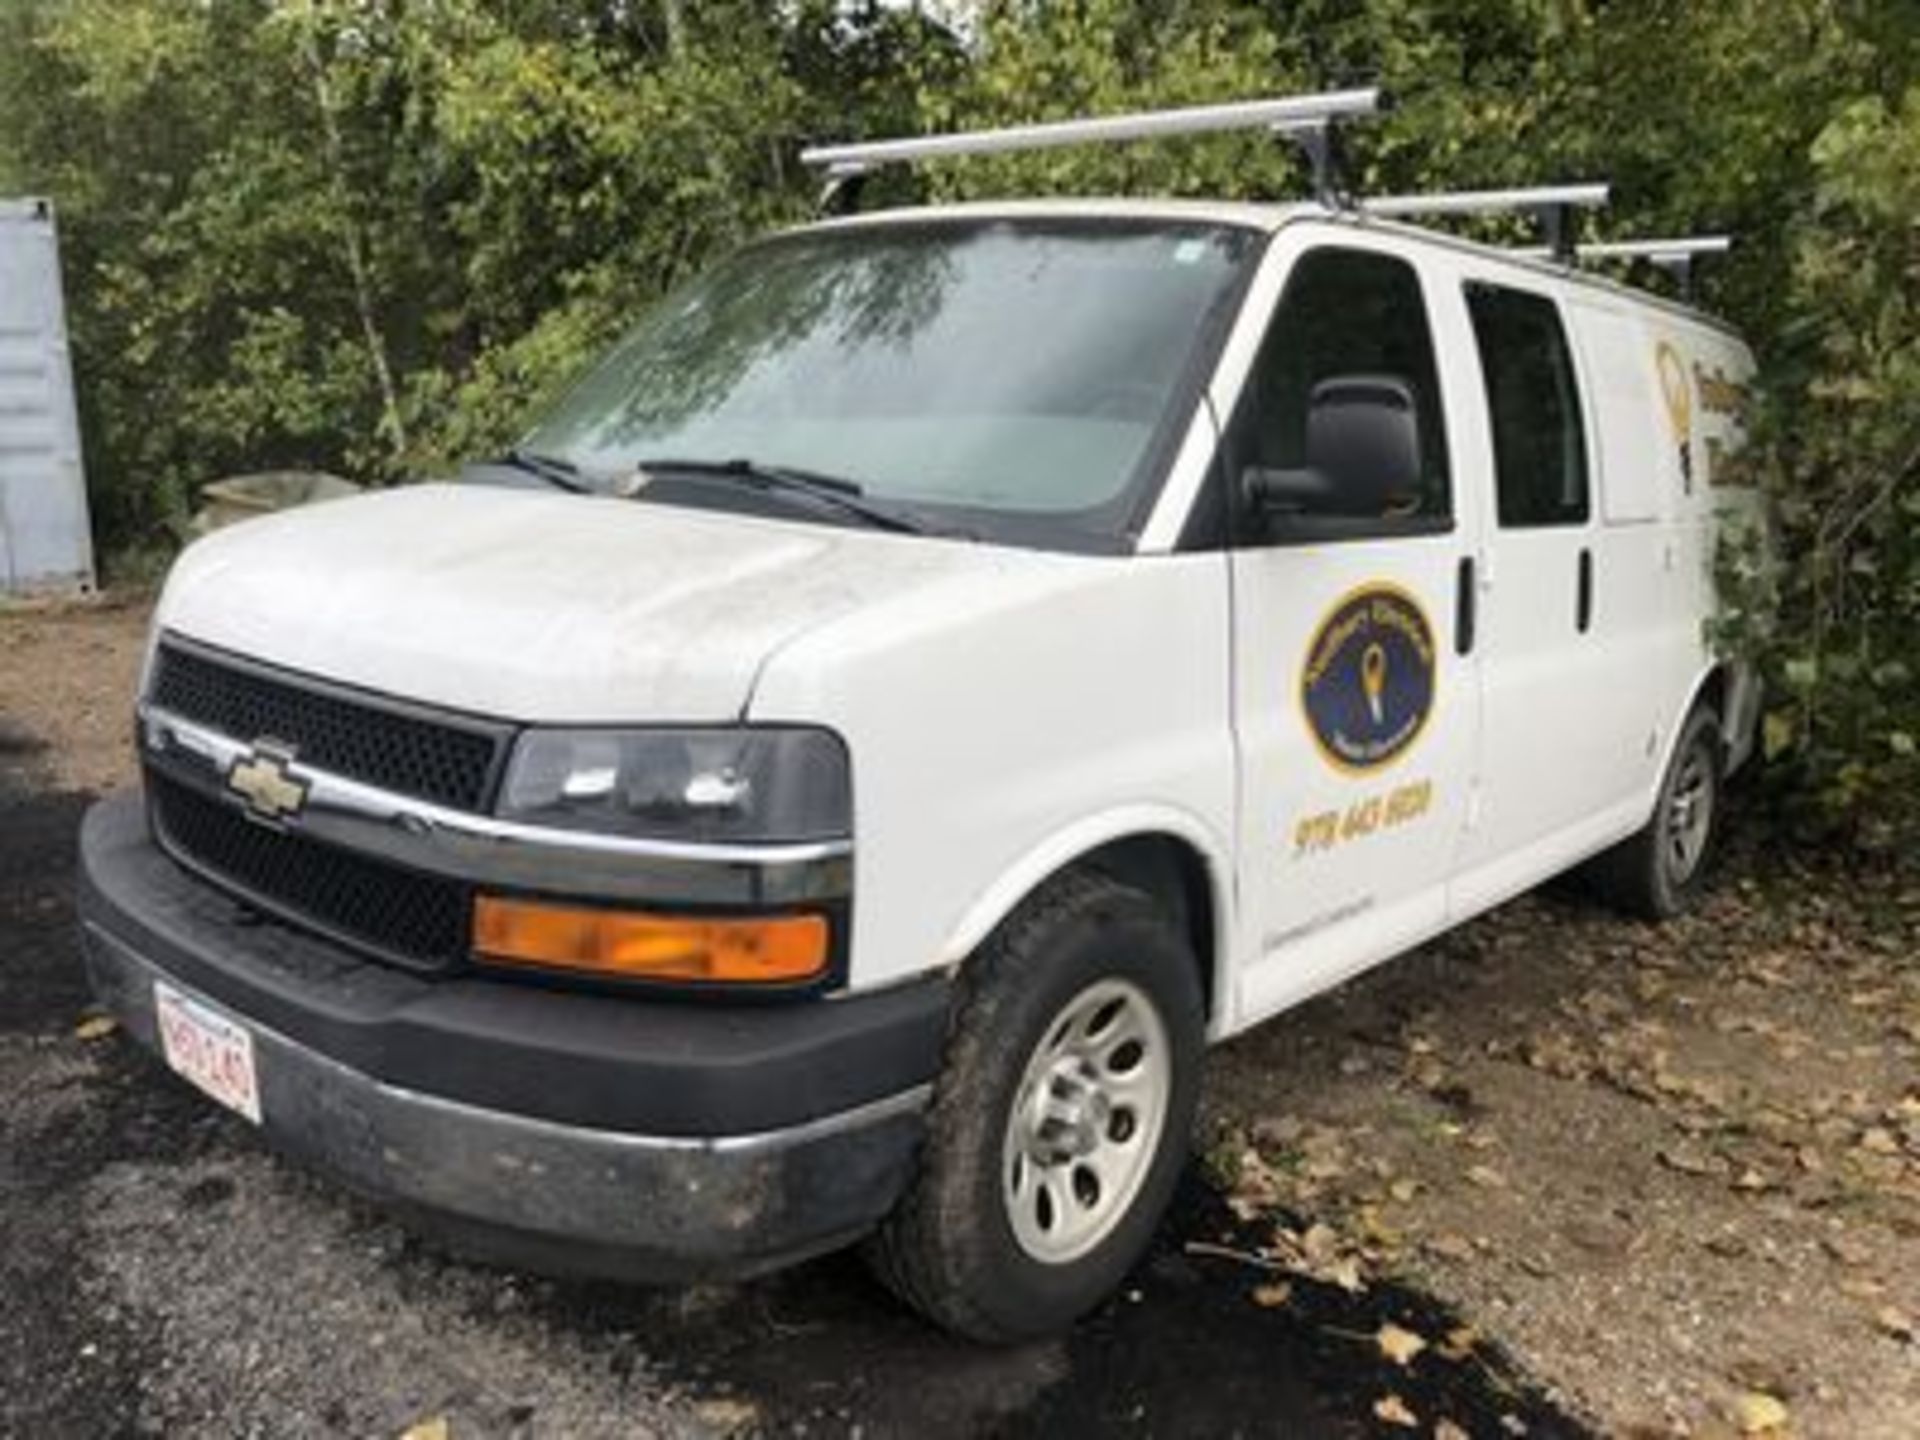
<box><xmin>1512</xmin><ymin>235</ymin><xmax>1732</xmax><ymax>299</ymax></box>
<box><xmin>801</xmin><ymin>88</ymin><xmax>1386</xmax><ymax>213</ymax></box>
<box><xmin>1361</xmin><ymin>184</ymin><xmax>1611</xmax><ymax>263</ymax></box>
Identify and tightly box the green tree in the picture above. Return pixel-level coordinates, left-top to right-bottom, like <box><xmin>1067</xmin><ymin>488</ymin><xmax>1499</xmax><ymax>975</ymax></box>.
<box><xmin>1</xmin><ymin>0</ymin><xmax>1914</xmax><ymax>837</ymax></box>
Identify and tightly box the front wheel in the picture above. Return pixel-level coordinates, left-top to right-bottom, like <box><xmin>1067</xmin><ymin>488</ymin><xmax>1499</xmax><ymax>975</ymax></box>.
<box><xmin>866</xmin><ymin>869</ymin><xmax>1204</xmax><ymax>1343</ymax></box>
<box><xmin>1585</xmin><ymin>705</ymin><xmax>1724</xmax><ymax>920</ymax></box>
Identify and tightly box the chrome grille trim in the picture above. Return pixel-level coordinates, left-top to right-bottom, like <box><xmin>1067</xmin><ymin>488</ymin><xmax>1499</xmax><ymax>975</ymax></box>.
<box><xmin>140</xmin><ymin>703</ymin><xmax>854</xmax><ymax>907</ymax></box>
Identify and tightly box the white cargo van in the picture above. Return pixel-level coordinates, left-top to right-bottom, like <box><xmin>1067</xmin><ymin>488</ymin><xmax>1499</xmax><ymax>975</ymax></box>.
<box><xmin>79</xmin><ymin>93</ymin><xmax>1759</xmax><ymax>1341</ymax></box>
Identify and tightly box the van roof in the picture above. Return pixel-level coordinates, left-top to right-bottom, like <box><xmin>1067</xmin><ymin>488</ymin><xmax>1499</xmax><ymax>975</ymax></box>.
<box><xmin>794</xmin><ymin>197</ymin><xmax>1743</xmax><ymax>342</ymax></box>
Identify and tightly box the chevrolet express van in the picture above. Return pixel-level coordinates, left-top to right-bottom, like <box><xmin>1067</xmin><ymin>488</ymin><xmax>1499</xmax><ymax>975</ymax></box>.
<box><xmin>77</xmin><ymin>95</ymin><xmax>1759</xmax><ymax>1341</ymax></box>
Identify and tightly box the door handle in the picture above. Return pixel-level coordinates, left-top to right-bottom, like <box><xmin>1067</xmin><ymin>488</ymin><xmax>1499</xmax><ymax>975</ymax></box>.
<box><xmin>1455</xmin><ymin>555</ymin><xmax>1476</xmax><ymax>656</ymax></box>
<box><xmin>1576</xmin><ymin>547</ymin><xmax>1594</xmax><ymax>634</ymax></box>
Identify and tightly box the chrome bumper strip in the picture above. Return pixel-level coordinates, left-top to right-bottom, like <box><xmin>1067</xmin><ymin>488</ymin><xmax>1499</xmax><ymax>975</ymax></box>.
<box><xmin>138</xmin><ymin>703</ymin><xmax>853</xmax><ymax>906</ymax></box>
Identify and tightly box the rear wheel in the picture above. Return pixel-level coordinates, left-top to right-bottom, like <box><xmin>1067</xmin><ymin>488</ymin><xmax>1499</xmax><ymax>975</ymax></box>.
<box><xmin>866</xmin><ymin>869</ymin><xmax>1203</xmax><ymax>1343</ymax></box>
<box><xmin>1585</xmin><ymin>705</ymin><xmax>1723</xmax><ymax>920</ymax></box>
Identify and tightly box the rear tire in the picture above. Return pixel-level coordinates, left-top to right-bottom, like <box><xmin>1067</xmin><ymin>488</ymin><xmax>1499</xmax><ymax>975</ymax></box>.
<box><xmin>865</xmin><ymin>869</ymin><xmax>1203</xmax><ymax>1343</ymax></box>
<box><xmin>1585</xmin><ymin>705</ymin><xmax>1723</xmax><ymax>920</ymax></box>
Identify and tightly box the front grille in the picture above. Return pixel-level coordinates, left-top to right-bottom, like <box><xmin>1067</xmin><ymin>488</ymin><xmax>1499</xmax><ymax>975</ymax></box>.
<box><xmin>150</xmin><ymin>773</ymin><xmax>469</xmax><ymax>969</ymax></box>
<box><xmin>150</xmin><ymin>640</ymin><xmax>508</xmax><ymax>812</ymax></box>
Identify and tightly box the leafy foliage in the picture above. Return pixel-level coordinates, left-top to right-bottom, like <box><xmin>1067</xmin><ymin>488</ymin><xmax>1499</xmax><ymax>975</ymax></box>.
<box><xmin>0</xmin><ymin>0</ymin><xmax>1914</xmax><ymax>836</ymax></box>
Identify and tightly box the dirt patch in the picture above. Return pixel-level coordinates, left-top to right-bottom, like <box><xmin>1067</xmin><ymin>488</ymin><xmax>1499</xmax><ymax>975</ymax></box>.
<box><xmin>1203</xmin><ymin>848</ymin><xmax>1920</xmax><ymax>1437</ymax></box>
<box><xmin>0</xmin><ymin>594</ymin><xmax>150</xmax><ymax>794</ymax></box>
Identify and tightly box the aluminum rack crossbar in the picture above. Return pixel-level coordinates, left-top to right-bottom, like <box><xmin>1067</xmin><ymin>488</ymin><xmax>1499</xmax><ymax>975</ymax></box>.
<box><xmin>1513</xmin><ymin>236</ymin><xmax>1732</xmax><ymax>261</ymax></box>
<box><xmin>1362</xmin><ymin>183</ymin><xmax>1610</xmax><ymax>262</ymax></box>
<box><xmin>800</xmin><ymin>89</ymin><xmax>1383</xmax><ymax>176</ymax></box>
<box><xmin>1360</xmin><ymin>183</ymin><xmax>1611</xmax><ymax>219</ymax></box>
<box><xmin>1514</xmin><ymin>234</ymin><xmax>1732</xmax><ymax>300</ymax></box>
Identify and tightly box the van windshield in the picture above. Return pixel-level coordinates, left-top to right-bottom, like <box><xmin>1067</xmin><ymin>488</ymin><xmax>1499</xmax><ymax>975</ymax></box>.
<box><xmin>518</xmin><ymin>218</ymin><xmax>1259</xmax><ymax>549</ymax></box>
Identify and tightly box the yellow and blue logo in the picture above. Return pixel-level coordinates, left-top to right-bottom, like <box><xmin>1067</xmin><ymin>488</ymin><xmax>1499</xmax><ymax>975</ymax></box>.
<box><xmin>1301</xmin><ymin>584</ymin><xmax>1436</xmax><ymax>773</ymax></box>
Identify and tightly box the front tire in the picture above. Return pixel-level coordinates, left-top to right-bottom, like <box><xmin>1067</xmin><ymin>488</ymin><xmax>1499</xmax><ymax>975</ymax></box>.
<box><xmin>1586</xmin><ymin>705</ymin><xmax>1724</xmax><ymax>920</ymax></box>
<box><xmin>866</xmin><ymin>869</ymin><xmax>1204</xmax><ymax>1343</ymax></box>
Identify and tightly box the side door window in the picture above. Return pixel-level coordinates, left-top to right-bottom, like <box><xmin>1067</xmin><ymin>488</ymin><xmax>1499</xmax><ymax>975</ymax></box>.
<box><xmin>1465</xmin><ymin>282</ymin><xmax>1589</xmax><ymax>528</ymax></box>
<box><xmin>1226</xmin><ymin>247</ymin><xmax>1453</xmax><ymax>537</ymax></box>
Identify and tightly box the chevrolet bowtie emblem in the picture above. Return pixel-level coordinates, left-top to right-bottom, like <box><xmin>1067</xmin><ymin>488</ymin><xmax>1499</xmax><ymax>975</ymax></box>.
<box><xmin>226</xmin><ymin>743</ymin><xmax>309</xmax><ymax>822</ymax></box>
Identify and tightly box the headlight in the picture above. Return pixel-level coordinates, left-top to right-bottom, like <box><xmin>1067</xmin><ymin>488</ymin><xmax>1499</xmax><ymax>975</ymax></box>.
<box><xmin>496</xmin><ymin>727</ymin><xmax>851</xmax><ymax>844</ymax></box>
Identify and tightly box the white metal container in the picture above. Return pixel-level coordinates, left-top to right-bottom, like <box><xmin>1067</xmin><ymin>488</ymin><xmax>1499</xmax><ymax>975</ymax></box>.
<box><xmin>0</xmin><ymin>197</ymin><xmax>95</xmax><ymax>595</ymax></box>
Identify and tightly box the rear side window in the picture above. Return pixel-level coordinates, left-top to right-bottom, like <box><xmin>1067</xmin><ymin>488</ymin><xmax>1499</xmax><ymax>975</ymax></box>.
<box><xmin>1466</xmin><ymin>282</ymin><xmax>1589</xmax><ymax>527</ymax></box>
<box><xmin>1229</xmin><ymin>247</ymin><xmax>1452</xmax><ymax>531</ymax></box>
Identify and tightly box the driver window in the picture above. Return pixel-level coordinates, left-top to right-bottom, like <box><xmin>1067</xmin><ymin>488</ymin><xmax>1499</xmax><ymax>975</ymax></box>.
<box><xmin>1227</xmin><ymin>246</ymin><xmax>1452</xmax><ymax>536</ymax></box>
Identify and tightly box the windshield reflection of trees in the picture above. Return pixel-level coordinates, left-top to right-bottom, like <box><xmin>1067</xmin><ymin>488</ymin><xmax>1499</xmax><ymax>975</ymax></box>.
<box><xmin>562</xmin><ymin>233</ymin><xmax>959</xmax><ymax>450</ymax></box>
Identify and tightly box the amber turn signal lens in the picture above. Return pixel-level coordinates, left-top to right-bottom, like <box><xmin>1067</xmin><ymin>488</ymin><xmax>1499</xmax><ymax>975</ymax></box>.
<box><xmin>472</xmin><ymin>896</ymin><xmax>828</xmax><ymax>984</ymax></box>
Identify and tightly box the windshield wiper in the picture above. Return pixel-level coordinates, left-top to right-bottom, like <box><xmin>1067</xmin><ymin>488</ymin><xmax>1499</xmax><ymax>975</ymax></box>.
<box><xmin>499</xmin><ymin>447</ymin><xmax>589</xmax><ymax>493</ymax></box>
<box><xmin>625</xmin><ymin>457</ymin><xmax>935</xmax><ymax>536</ymax></box>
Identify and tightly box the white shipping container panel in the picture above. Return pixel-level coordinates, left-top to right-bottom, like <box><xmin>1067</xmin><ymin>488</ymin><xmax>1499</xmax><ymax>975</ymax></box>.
<box><xmin>0</xmin><ymin>197</ymin><xmax>95</xmax><ymax>594</ymax></box>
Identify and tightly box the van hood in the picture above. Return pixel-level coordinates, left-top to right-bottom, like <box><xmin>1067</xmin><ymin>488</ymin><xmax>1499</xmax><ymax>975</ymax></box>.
<box><xmin>155</xmin><ymin>482</ymin><xmax>1038</xmax><ymax>723</ymax></box>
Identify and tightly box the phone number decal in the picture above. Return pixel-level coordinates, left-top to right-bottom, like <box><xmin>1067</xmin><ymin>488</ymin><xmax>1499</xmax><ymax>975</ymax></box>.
<box><xmin>1292</xmin><ymin>779</ymin><xmax>1434</xmax><ymax>858</ymax></box>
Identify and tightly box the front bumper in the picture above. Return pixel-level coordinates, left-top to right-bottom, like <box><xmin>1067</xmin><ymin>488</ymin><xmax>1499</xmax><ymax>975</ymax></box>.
<box><xmin>77</xmin><ymin>790</ymin><xmax>948</xmax><ymax>1280</ymax></box>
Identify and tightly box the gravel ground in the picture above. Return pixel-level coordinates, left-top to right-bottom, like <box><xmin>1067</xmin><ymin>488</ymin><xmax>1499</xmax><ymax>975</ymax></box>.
<box><xmin>1204</xmin><ymin>830</ymin><xmax>1920</xmax><ymax>1437</ymax></box>
<box><xmin>13</xmin><ymin>596</ymin><xmax>1913</xmax><ymax>1438</ymax></box>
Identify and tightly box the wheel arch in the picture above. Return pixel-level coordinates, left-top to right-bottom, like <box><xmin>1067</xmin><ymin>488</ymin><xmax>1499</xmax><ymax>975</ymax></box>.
<box><xmin>937</xmin><ymin>807</ymin><xmax>1232</xmax><ymax>1034</ymax></box>
<box><xmin>1670</xmin><ymin>660</ymin><xmax>1742</xmax><ymax>775</ymax></box>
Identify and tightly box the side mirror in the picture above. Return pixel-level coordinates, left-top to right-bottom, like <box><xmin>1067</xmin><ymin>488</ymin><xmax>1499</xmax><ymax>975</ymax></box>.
<box><xmin>1242</xmin><ymin>375</ymin><xmax>1424</xmax><ymax>520</ymax></box>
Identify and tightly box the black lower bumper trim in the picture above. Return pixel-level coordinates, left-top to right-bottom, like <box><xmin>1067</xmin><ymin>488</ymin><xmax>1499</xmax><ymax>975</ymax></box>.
<box><xmin>78</xmin><ymin>789</ymin><xmax>951</xmax><ymax>1277</ymax></box>
<box><xmin>83</xmin><ymin>919</ymin><xmax>927</xmax><ymax>1278</ymax></box>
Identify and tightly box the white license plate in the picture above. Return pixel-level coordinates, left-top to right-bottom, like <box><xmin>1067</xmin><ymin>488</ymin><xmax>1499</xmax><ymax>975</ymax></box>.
<box><xmin>154</xmin><ymin>982</ymin><xmax>262</xmax><ymax>1124</ymax></box>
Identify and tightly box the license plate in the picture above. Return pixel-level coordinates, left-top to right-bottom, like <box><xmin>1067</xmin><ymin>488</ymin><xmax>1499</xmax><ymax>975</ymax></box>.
<box><xmin>154</xmin><ymin>982</ymin><xmax>262</xmax><ymax>1124</ymax></box>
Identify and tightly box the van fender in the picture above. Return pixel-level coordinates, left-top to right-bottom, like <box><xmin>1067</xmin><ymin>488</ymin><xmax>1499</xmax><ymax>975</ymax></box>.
<box><xmin>936</xmin><ymin>803</ymin><xmax>1236</xmax><ymax>1019</ymax></box>
<box><xmin>1645</xmin><ymin>661</ymin><xmax>1740</xmax><ymax>817</ymax></box>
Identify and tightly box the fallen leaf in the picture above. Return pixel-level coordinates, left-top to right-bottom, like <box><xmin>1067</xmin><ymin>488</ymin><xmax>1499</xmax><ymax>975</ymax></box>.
<box><xmin>1388</xmin><ymin>1178</ymin><xmax>1419</xmax><ymax>1203</ymax></box>
<box><xmin>1465</xmin><ymin>1164</ymin><xmax>1507</xmax><ymax>1189</ymax></box>
<box><xmin>1373</xmin><ymin>1394</ymin><xmax>1419</xmax><ymax>1429</ymax></box>
<box><xmin>1733</xmin><ymin>1391</ymin><xmax>1789</xmax><ymax>1435</ymax></box>
<box><xmin>1875</xmin><ymin>1305</ymin><xmax>1914</xmax><ymax>1342</ymax></box>
<box><xmin>1299</xmin><ymin>1221</ymin><xmax>1341</xmax><ymax>1262</ymax></box>
<box><xmin>1435</xmin><ymin>1421</ymin><xmax>1471</xmax><ymax>1440</ymax></box>
<box><xmin>1732</xmin><ymin>1167</ymin><xmax>1769</xmax><ymax>1193</ymax></box>
<box><xmin>1250</xmin><ymin>1281</ymin><xmax>1292</xmax><ymax>1309</ymax></box>
<box><xmin>1326</xmin><ymin>1256</ymin><xmax>1366</xmax><ymax>1294</ymax></box>
<box><xmin>1858</xmin><ymin>1127</ymin><xmax>1901</xmax><ymax>1156</ymax></box>
<box><xmin>74</xmin><ymin>1015</ymin><xmax>117</xmax><ymax>1042</ymax></box>
<box><xmin>1839</xmin><ymin>1275</ymin><xmax>1887</xmax><ymax>1300</ymax></box>
<box><xmin>691</xmin><ymin>1398</ymin><xmax>760</xmax><ymax>1432</ymax></box>
<box><xmin>1357</xmin><ymin>1205</ymin><xmax>1404</xmax><ymax>1251</ymax></box>
<box><xmin>1658</xmin><ymin>1142</ymin><xmax>1726</xmax><ymax>1177</ymax></box>
<box><xmin>398</xmin><ymin>1420</ymin><xmax>449</xmax><ymax>1440</ymax></box>
<box><xmin>1822</xmin><ymin>1234</ymin><xmax>1870</xmax><ymax>1267</ymax></box>
<box><xmin>1376</xmin><ymin>1321</ymin><xmax>1428</xmax><ymax>1368</ymax></box>
<box><xmin>1436</xmin><ymin>1325</ymin><xmax>1478</xmax><ymax>1361</ymax></box>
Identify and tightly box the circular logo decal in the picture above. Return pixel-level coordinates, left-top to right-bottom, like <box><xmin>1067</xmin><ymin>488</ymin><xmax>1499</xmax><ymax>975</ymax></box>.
<box><xmin>1301</xmin><ymin>585</ymin><xmax>1437</xmax><ymax>772</ymax></box>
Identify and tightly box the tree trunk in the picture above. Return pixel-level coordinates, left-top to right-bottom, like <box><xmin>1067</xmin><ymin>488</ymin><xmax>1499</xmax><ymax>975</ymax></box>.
<box><xmin>298</xmin><ymin>23</ymin><xmax>409</xmax><ymax>467</ymax></box>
